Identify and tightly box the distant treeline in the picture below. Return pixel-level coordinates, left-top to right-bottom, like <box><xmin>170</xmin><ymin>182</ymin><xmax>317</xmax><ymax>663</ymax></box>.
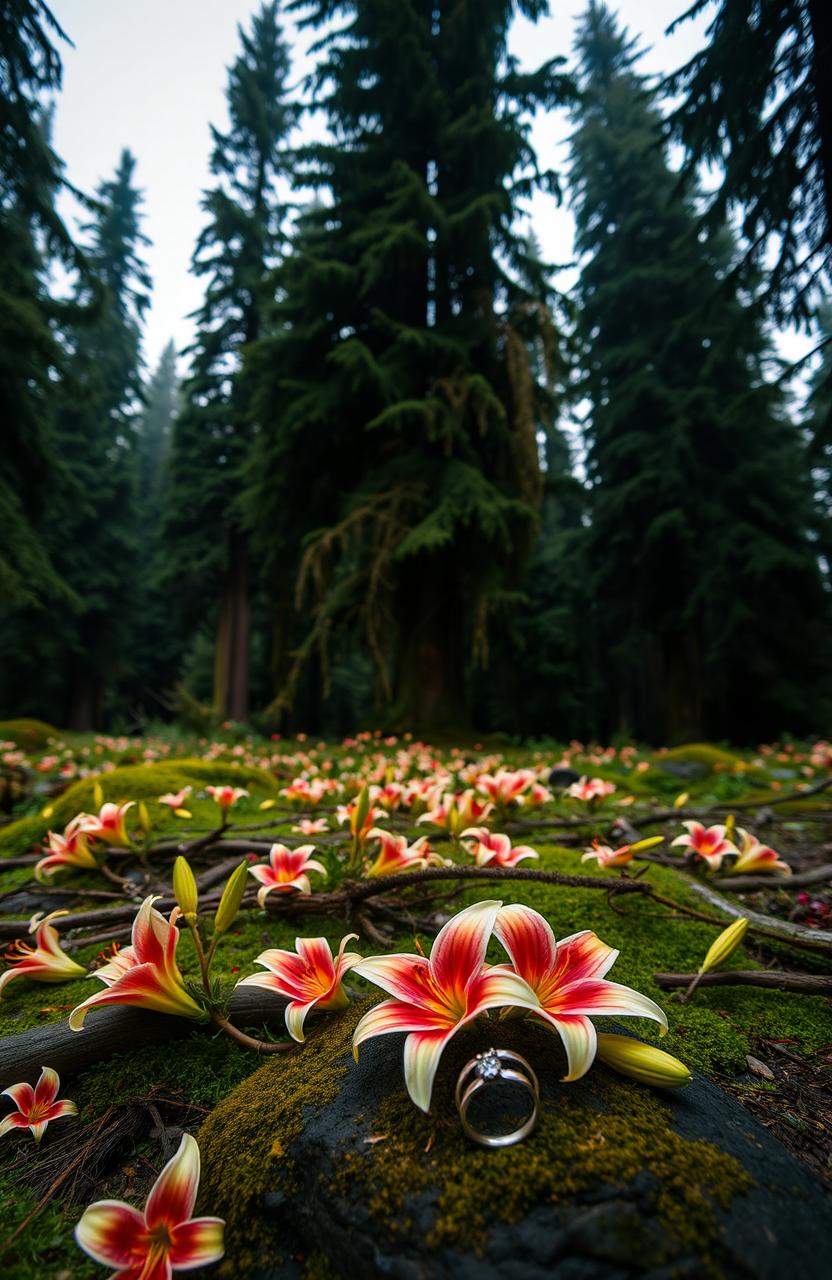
<box><xmin>1</xmin><ymin>0</ymin><xmax>831</xmax><ymax>743</ymax></box>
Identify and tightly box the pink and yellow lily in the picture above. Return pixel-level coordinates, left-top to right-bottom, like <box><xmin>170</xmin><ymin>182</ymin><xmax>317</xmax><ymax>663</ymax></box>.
<box><xmin>69</xmin><ymin>896</ymin><xmax>207</xmax><ymax>1030</ymax></box>
<box><xmin>581</xmin><ymin>838</ymin><xmax>634</xmax><ymax>869</ymax></box>
<box><xmin>460</xmin><ymin>828</ymin><xmax>539</xmax><ymax>868</ymax></box>
<box><xmin>75</xmin><ymin>1132</ymin><xmax>224</xmax><ymax>1279</ymax></box>
<box><xmin>352</xmin><ymin>900</ymin><xmax>539</xmax><ymax>1112</ymax></box>
<box><xmin>35</xmin><ymin>817</ymin><xmax>99</xmax><ymax>882</ymax></box>
<box><xmin>248</xmin><ymin>843</ymin><xmax>327</xmax><ymax>906</ymax></box>
<box><xmin>205</xmin><ymin>785</ymin><xmax>248</xmax><ymax>813</ymax></box>
<box><xmin>493</xmin><ymin>904</ymin><xmax>667</xmax><ymax>1080</ymax></box>
<box><xmin>77</xmin><ymin>801</ymin><xmax>135</xmax><ymax>847</ymax></box>
<box><xmin>1</xmin><ymin>1066</ymin><xmax>78</xmax><ymax>1144</ymax></box>
<box><xmin>0</xmin><ymin>910</ymin><xmax>87</xmax><ymax>998</ymax></box>
<box><xmin>728</xmin><ymin>829</ymin><xmax>791</xmax><ymax>876</ymax></box>
<box><xmin>671</xmin><ymin>821</ymin><xmax>737</xmax><ymax>871</ymax></box>
<box><xmin>237</xmin><ymin>934</ymin><xmax>362</xmax><ymax>1042</ymax></box>
<box><xmin>365</xmin><ymin>829</ymin><xmax>445</xmax><ymax>878</ymax></box>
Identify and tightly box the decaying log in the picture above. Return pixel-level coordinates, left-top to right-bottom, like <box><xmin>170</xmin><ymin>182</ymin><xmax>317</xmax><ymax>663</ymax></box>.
<box><xmin>0</xmin><ymin>986</ymin><xmax>290</xmax><ymax>1090</ymax></box>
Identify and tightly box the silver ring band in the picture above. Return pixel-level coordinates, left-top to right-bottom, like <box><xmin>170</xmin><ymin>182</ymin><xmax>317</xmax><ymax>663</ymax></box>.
<box><xmin>456</xmin><ymin>1048</ymin><xmax>540</xmax><ymax>1148</ymax></box>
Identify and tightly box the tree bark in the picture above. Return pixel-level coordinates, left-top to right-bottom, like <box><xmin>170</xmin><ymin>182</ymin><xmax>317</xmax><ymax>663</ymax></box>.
<box><xmin>392</xmin><ymin>556</ymin><xmax>467</xmax><ymax>732</ymax></box>
<box><xmin>213</xmin><ymin>532</ymin><xmax>250</xmax><ymax>722</ymax></box>
<box><xmin>0</xmin><ymin>987</ymin><xmax>290</xmax><ymax>1090</ymax></box>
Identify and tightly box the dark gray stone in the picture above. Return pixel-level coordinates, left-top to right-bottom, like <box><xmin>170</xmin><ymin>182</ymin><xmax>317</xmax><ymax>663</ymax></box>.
<box><xmin>654</xmin><ymin>761</ymin><xmax>709</xmax><ymax>780</ymax></box>
<box><xmin>252</xmin><ymin>1027</ymin><xmax>832</xmax><ymax>1280</ymax></box>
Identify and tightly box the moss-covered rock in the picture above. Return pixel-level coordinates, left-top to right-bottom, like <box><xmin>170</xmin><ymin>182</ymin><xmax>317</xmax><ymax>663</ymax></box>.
<box><xmin>0</xmin><ymin>718</ymin><xmax>62</xmax><ymax>748</ymax></box>
<box><xmin>197</xmin><ymin>1004</ymin><xmax>831</xmax><ymax>1279</ymax></box>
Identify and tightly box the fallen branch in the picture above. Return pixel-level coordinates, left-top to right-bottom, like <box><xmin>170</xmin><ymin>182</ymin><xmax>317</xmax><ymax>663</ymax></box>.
<box><xmin>653</xmin><ymin>970</ymin><xmax>832</xmax><ymax>995</ymax></box>
<box><xmin>685</xmin><ymin>878</ymin><xmax>832</xmax><ymax>955</ymax></box>
<box><xmin>711</xmin><ymin>864</ymin><xmax>832</xmax><ymax>892</ymax></box>
<box><xmin>0</xmin><ymin>986</ymin><xmax>292</xmax><ymax>1089</ymax></box>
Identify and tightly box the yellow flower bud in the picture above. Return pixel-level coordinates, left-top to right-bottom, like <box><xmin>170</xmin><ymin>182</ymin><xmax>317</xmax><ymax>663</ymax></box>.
<box><xmin>174</xmin><ymin>808</ymin><xmax>192</xmax><ymax>819</ymax></box>
<box><xmin>259</xmin><ymin>798</ymin><xmax>276</xmax><ymax>811</ymax></box>
<box><xmin>596</xmin><ymin>1033</ymin><xmax>691</xmax><ymax>1089</ymax></box>
<box><xmin>673</xmin><ymin>792</ymin><xmax>689</xmax><ymax>809</ymax></box>
<box><xmin>628</xmin><ymin>836</ymin><xmax>664</xmax><ymax>854</ymax></box>
<box><xmin>700</xmin><ymin>917</ymin><xmax>749</xmax><ymax>975</ymax></box>
<box><xmin>725</xmin><ymin>813</ymin><xmax>735</xmax><ymax>839</ymax></box>
<box><xmin>173</xmin><ymin>855</ymin><xmax>199</xmax><ymax>918</ymax></box>
<box><xmin>41</xmin><ymin>804</ymin><xmax>54</xmax><ymax>819</ymax></box>
<box><xmin>92</xmin><ymin>781</ymin><xmax>104</xmax><ymax>810</ymax></box>
<box><xmin>138</xmin><ymin>801</ymin><xmax>151</xmax><ymax>833</ymax></box>
<box><xmin>354</xmin><ymin>784</ymin><xmax>371</xmax><ymax>835</ymax></box>
<box><xmin>214</xmin><ymin>861</ymin><xmax>249</xmax><ymax>934</ymax></box>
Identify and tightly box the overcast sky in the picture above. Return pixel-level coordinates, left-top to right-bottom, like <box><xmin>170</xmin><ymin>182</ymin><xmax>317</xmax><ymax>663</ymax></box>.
<box><xmin>49</xmin><ymin>1</ymin><xmax>808</xmax><ymax>375</ymax></box>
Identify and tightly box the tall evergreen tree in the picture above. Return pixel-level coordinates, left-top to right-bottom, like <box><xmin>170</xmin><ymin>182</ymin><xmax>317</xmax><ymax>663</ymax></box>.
<box><xmin>247</xmin><ymin>0</ymin><xmax>570</xmax><ymax>731</ymax></box>
<box><xmin>125</xmin><ymin>340</ymin><xmax>182</xmax><ymax>717</ymax></box>
<box><xmin>48</xmin><ymin>149</ymin><xmax>150</xmax><ymax>727</ymax></box>
<box><xmin>570</xmin><ymin>2</ymin><xmax>829</xmax><ymax>742</ymax></box>
<box><xmin>164</xmin><ymin>1</ymin><xmax>294</xmax><ymax>722</ymax></box>
<box><xmin>0</xmin><ymin>1</ymin><xmax>75</xmax><ymax>609</ymax></box>
<box><xmin>667</xmin><ymin>0</ymin><xmax>832</xmax><ymax>324</ymax></box>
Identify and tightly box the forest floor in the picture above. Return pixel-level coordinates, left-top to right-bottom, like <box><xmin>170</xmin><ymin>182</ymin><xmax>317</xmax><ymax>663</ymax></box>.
<box><xmin>0</xmin><ymin>720</ymin><xmax>830</xmax><ymax>1277</ymax></box>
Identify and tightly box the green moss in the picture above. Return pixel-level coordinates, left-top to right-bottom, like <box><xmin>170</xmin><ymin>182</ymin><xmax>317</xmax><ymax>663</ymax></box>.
<box><xmin>78</xmin><ymin>1032</ymin><xmax>256</xmax><ymax>1115</ymax></box>
<box><xmin>0</xmin><ymin>757</ymin><xmax>282</xmax><ymax>856</ymax></box>
<box><xmin>0</xmin><ymin>718</ymin><xmax>62</xmax><ymax>748</ymax></box>
<box><xmin>197</xmin><ymin>1001</ymin><xmax>366</xmax><ymax>1278</ymax></box>
<box><xmin>660</xmin><ymin>744</ymin><xmax>746</xmax><ymax>771</ymax></box>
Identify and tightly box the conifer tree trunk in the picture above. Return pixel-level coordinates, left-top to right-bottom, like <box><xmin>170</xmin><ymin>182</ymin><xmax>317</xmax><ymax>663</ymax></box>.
<box><xmin>393</xmin><ymin>559</ymin><xmax>467</xmax><ymax>732</ymax></box>
<box><xmin>213</xmin><ymin>534</ymin><xmax>250</xmax><ymax>722</ymax></box>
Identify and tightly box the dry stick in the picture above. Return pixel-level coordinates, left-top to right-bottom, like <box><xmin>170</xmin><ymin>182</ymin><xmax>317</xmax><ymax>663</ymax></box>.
<box><xmin>653</xmin><ymin>970</ymin><xmax>832</xmax><ymax>995</ymax></box>
<box><xmin>0</xmin><ymin>1105</ymin><xmax>118</xmax><ymax>1255</ymax></box>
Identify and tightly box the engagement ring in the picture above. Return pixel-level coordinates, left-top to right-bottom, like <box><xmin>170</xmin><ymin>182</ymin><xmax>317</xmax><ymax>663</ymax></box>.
<box><xmin>455</xmin><ymin>1048</ymin><xmax>540</xmax><ymax>1148</ymax></box>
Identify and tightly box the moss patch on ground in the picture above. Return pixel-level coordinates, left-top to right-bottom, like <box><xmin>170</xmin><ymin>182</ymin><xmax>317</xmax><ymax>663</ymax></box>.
<box><xmin>0</xmin><ymin>757</ymin><xmax>282</xmax><ymax>856</ymax></box>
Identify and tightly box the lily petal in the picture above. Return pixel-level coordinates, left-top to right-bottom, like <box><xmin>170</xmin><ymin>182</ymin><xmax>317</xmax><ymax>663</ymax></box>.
<box><xmin>74</xmin><ymin>1199</ymin><xmax>147</xmax><ymax>1269</ymax></box>
<box><xmin>429</xmin><ymin>899</ymin><xmax>502</xmax><ymax>1001</ymax></box>
<box><xmin>145</xmin><ymin>1133</ymin><xmax>200</xmax><ymax>1229</ymax></box>
<box><xmin>168</xmin><ymin>1217</ymin><xmax>226</xmax><ymax>1268</ymax></box>
<box><xmin>352</xmin><ymin>998</ymin><xmax>448</xmax><ymax>1056</ymax></box>
<box><xmin>403</xmin><ymin>1028</ymin><xmax>454</xmax><ymax>1113</ymax></box>
<box><xmin>33</xmin><ymin>1065</ymin><xmax>60</xmax><ymax>1108</ymax></box>
<box><xmin>551</xmin><ymin>978</ymin><xmax>668</xmax><ymax>1033</ymax></box>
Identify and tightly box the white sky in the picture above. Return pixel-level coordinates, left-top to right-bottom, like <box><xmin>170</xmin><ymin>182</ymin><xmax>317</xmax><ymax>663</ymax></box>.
<box><xmin>49</xmin><ymin>0</ymin><xmax>810</xmax><ymax>375</ymax></box>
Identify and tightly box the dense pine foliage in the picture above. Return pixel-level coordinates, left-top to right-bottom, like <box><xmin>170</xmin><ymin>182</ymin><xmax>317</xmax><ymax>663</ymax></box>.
<box><xmin>0</xmin><ymin>0</ymin><xmax>830</xmax><ymax>742</ymax></box>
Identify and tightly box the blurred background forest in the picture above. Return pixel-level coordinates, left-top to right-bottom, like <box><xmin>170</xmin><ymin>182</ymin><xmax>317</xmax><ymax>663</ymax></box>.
<box><xmin>2</xmin><ymin>0</ymin><xmax>831</xmax><ymax>744</ymax></box>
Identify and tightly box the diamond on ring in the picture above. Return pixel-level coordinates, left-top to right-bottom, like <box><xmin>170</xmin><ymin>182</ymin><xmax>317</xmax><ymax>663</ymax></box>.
<box><xmin>475</xmin><ymin>1049</ymin><xmax>502</xmax><ymax>1080</ymax></box>
<box><xmin>456</xmin><ymin>1048</ymin><xmax>541</xmax><ymax>1148</ymax></box>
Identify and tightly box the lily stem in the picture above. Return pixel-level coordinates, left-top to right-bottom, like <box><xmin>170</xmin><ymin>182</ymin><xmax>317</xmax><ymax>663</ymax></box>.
<box><xmin>188</xmin><ymin>920</ymin><xmax>211</xmax><ymax>993</ymax></box>
<box><xmin>210</xmin><ymin>1012</ymin><xmax>294</xmax><ymax>1054</ymax></box>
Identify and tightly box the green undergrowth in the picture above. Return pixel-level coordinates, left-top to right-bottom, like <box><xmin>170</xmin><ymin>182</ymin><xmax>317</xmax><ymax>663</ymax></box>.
<box><xmin>1</xmin><ymin>844</ymin><xmax>828</xmax><ymax>1072</ymax></box>
<box><xmin>0</xmin><ymin>1167</ymin><xmax>100</xmax><ymax>1280</ymax></box>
